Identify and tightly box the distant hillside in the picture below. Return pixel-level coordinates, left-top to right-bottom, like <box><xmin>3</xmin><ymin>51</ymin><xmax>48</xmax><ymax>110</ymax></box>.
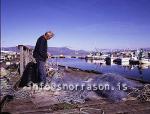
<box><xmin>1</xmin><ymin>46</ymin><xmax>89</xmax><ymax>56</ymax></box>
<box><xmin>47</xmin><ymin>47</ymin><xmax>89</xmax><ymax>55</ymax></box>
<box><xmin>1</xmin><ymin>46</ymin><xmax>19</xmax><ymax>52</ymax></box>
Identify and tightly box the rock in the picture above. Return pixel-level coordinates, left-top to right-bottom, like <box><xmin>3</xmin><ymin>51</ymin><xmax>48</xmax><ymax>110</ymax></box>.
<box><xmin>0</xmin><ymin>67</ymin><xmax>9</xmax><ymax>77</ymax></box>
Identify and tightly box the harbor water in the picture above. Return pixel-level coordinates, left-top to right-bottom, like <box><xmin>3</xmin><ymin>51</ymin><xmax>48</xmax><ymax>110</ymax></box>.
<box><xmin>49</xmin><ymin>58</ymin><xmax>150</xmax><ymax>82</ymax></box>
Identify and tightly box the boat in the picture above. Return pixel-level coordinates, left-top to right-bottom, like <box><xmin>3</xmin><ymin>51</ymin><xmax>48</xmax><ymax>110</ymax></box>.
<box><xmin>92</xmin><ymin>59</ymin><xmax>105</xmax><ymax>64</ymax></box>
<box><xmin>71</xmin><ymin>56</ymin><xmax>76</xmax><ymax>58</ymax></box>
<box><xmin>113</xmin><ymin>58</ymin><xmax>122</xmax><ymax>65</ymax></box>
<box><xmin>129</xmin><ymin>57</ymin><xmax>139</xmax><ymax>65</ymax></box>
<box><xmin>113</xmin><ymin>57</ymin><xmax>130</xmax><ymax>65</ymax></box>
<box><xmin>140</xmin><ymin>58</ymin><xmax>150</xmax><ymax>65</ymax></box>
<box><xmin>121</xmin><ymin>57</ymin><xmax>130</xmax><ymax>63</ymax></box>
<box><xmin>86</xmin><ymin>52</ymin><xmax>109</xmax><ymax>60</ymax></box>
<box><xmin>59</xmin><ymin>54</ymin><xmax>65</xmax><ymax>58</ymax></box>
<box><xmin>86</xmin><ymin>52</ymin><xmax>93</xmax><ymax>59</ymax></box>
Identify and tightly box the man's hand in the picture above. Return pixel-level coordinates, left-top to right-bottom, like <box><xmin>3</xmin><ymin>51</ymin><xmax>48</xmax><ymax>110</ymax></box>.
<box><xmin>47</xmin><ymin>52</ymin><xmax>51</xmax><ymax>58</ymax></box>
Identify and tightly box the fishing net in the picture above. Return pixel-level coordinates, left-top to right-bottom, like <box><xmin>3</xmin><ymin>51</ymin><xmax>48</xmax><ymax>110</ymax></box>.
<box><xmin>92</xmin><ymin>73</ymin><xmax>143</xmax><ymax>102</ymax></box>
<box><xmin>0</xmin><ymin>78</ymin><xmax>12</xmax><ymax>97</ymax></box>
<box><xmin>57</xmin><ymin>90</ymin><xmax>88</xmax><ymax>104</ymax></box>
<box><xmin>128</xmin><ymin>84</ymin><xmax>150</xmax><ymax>102</ymax></box>
<box><xmin>49</xmin><ymin>70</ymin><xmax>89</xmax><ymax>104</ymax></box>
<box><xmin>49</xmin><ymin>72</ymin><xmax>144</xmax><ymax>103</ymax></box>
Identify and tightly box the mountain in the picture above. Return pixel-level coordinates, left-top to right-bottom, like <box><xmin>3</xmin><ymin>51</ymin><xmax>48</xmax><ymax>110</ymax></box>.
<box><xmin>47</xmin><ymin>47</ymin><xmax>89</xmax><ymax>55</ymax></box>
<box><xmin>1</xmin><ymin>46</ymin><xmax>19</xmax><ymax>52</ymax></box>
<box><xmin>1</xmin><ymin>46</ymin><xmax>89</xmax><ymax>56</ymax></box>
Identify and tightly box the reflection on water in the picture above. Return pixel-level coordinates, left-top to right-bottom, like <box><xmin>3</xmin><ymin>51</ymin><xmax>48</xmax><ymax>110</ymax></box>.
<box><xmin>49</xmin><ymin>58</ymin><xmax>150</xmax><ymax>82</ymax></box>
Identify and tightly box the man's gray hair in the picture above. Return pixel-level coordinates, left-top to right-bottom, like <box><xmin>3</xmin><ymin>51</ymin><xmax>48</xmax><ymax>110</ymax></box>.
<box><xmin>45</xmin><ymin>31</ymin><xmax>54</xmax><ymax>36</ymax></box>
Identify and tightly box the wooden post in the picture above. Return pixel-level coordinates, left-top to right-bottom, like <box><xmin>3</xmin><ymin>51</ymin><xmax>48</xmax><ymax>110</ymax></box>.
<box><xmin>18</xmin><ymin>45</ymin><xmax>34</xmax><ymax>76</ymax></box>
<box><xmin>19</xmin><ymin>45</ymin><xmax>24</xmax><ymax>76</ymax></box>
<box><xmin>24</xmin><ymin>49</ymin><xmax>29</xmax><ymax>66</ymax></box>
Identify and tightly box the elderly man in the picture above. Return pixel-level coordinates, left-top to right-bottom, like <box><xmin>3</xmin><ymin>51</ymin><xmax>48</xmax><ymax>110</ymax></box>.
<box><xmin>33</xmin><ymin>31</ymin><xmax>54</xmax><ymax>86</ymax></box>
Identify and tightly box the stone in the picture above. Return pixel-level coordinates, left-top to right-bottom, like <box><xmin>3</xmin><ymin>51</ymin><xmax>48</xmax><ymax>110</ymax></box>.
<box><xmin>0</xmin><ymin>67</ymin><xmax>9</xmax><ymax>77</ymax></box>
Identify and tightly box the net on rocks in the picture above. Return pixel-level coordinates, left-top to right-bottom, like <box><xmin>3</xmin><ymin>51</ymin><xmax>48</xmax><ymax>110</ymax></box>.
<box><xmin>49</xmin><ymin>72</ymin><xmax>144</xmax><ymax>103</ymax></box>
<box><xmin>92</xmin><ymin>73</ymin><xmax>143</xmax><ymax>102</ymax></box>
<box><xmin>1</xmin><ymin>62</ymin><xmax>148</xmax><ymax>105</ymax></box>
<box><xmin>128</xmin><ymin>84</ymin><xmax>150</xmax><ymax>102</ymax></box>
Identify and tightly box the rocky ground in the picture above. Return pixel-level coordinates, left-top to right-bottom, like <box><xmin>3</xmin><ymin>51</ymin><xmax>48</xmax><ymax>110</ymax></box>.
<box><xmin>1</xmin><ymin>67</ymin><xmax>150</xmax><ymax>114</ymax></box>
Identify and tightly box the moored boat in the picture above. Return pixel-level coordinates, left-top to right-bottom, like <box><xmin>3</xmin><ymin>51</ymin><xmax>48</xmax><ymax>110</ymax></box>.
<box><xmin>140</xmin><ymin>58</ymin><xmax>150</xmax><ymax>65</ymax></box>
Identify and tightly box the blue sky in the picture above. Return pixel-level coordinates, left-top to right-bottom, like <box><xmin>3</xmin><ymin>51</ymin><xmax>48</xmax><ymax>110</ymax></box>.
<box><xmin>1</xmin><ymin>0</ymin><xmax>150</xmax><ymax>51</ymax></box>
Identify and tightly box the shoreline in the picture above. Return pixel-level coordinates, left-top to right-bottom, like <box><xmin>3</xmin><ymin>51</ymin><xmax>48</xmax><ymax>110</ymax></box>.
<box><xmin>58</xmin><ymin>64</ymin><xmax>150</xmax><ymax>84</ymax></box>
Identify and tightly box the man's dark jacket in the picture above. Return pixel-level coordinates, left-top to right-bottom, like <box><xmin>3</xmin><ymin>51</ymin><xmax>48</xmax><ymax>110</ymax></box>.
<box><xmin>33</xmin><ymin>36</ymin><xmax>48</xmax><ymax>61</ymax></box>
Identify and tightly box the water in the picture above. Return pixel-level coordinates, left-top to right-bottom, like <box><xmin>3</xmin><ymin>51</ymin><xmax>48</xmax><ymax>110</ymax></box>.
<box><xmin>49</xmin><ymin>58</ymin><xmax>150</xmax><ymax>82</ymax></box>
